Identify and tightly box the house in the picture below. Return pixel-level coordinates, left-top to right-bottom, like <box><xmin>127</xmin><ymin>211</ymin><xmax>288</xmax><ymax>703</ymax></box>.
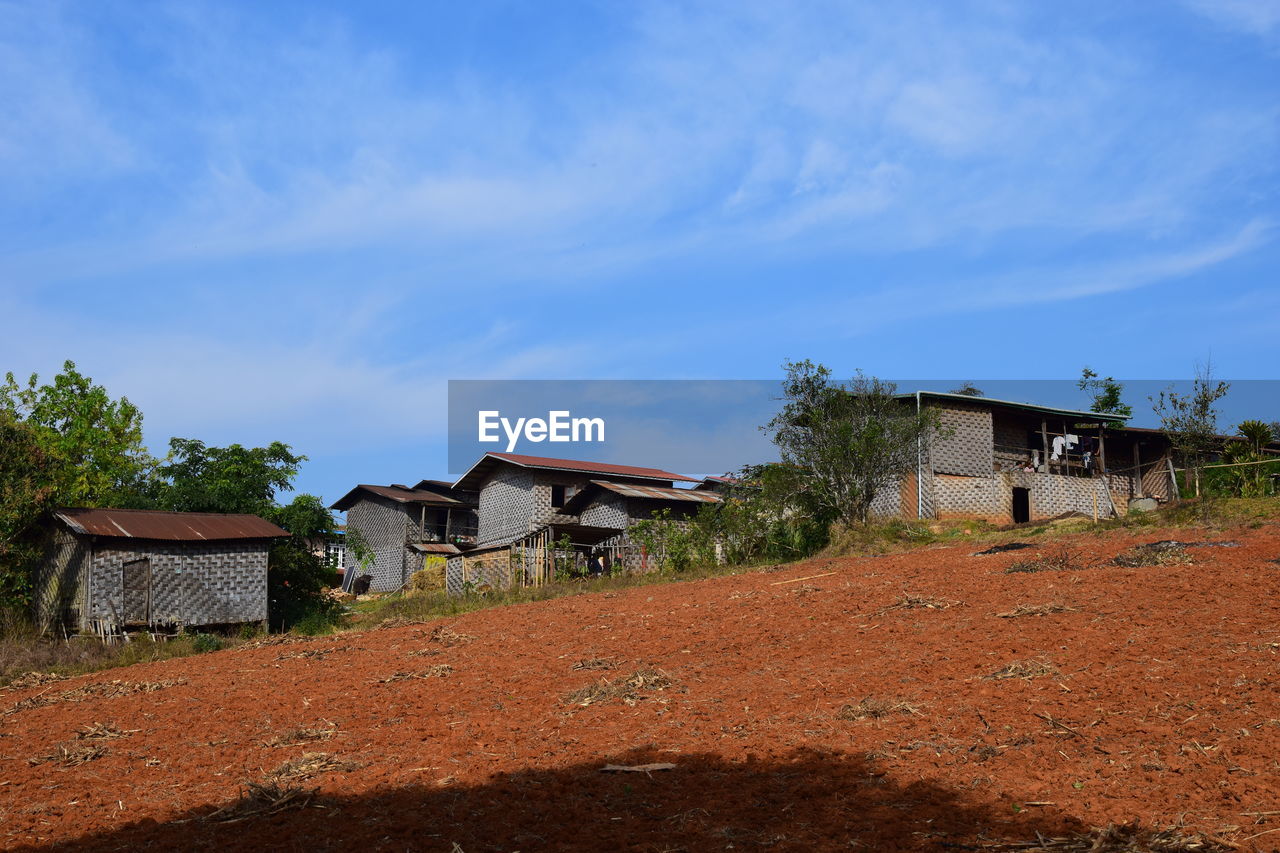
<box><xmin>34</xmin><ymin>508</ymin><xmax>288</xmax><ymax>634</ymax></box>
<box><xmin>871</xmin><ymin>392</ymin><xmax>1177</xmax><ymax>524</ymax></box>
<box><xmin>330</xmin><ymin>483</ymin><xmax>478</xmax><ymax>592</ymax></box>
<box><xmin>442</xmin><ymin>452</ymin><xmax>718</xmax><ymax>594</ymax></box>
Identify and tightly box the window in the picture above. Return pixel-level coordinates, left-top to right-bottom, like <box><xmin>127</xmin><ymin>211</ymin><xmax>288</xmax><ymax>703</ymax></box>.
<box><xmin>551</xmin><ymin>484</ymin><xmax>566</xmax><ymax>508</ymax></box>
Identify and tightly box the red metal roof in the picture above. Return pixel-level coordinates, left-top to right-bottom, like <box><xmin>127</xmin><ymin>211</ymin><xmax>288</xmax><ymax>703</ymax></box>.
<box><xmin>486</xmin><ymin>452</ymin><xmax>697</xmax><ymax>481</ymax></box>
<box><xmin>55</xmin><ymin>508</ymin><xmax>288</xmax><ymax>541</ymax></box>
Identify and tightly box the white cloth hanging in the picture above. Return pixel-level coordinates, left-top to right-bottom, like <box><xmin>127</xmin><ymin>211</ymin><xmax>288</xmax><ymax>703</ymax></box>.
<box><xmin>1050</xmin><ymin>435</ymin><xmax>1066</xmax><ymax>461</ymax></box>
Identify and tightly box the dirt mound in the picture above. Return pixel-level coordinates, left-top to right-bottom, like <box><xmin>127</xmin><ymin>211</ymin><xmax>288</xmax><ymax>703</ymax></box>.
<box><xmin>1</xmin><ymin>521</ymin><xmax>1278</xmax><ymax>851</ymax></box>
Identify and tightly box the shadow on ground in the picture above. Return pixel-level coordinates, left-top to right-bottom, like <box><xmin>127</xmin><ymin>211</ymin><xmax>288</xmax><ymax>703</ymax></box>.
<box><xmin>23</xmin><ymin>746</ymin><xmax>1084</xmax><ymax>852</ymax></box>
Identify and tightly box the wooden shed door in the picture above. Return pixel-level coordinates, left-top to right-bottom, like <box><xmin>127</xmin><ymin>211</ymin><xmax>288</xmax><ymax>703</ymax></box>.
<box><xmin>122</xmin><ymin>558</ymin><xmax>151</xmax><ymax>624</ymax></box>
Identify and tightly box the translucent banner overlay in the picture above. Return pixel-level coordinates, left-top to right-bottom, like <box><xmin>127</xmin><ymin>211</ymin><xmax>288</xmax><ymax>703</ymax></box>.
<box><xmin>446</xmin><ymin>379</ymin><xmax>1280</xmax><ymax>477</ymax></box>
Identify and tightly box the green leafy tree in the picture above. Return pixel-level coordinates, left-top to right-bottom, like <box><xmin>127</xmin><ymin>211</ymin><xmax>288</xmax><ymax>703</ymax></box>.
<box><xmin>155</xmin><ymin>439</ymin><xmax>302</xmax><ymax>515</ymax></box>
<box><xmin>949</xmin><ymin>382</ymin><xmax>984</xmax><ymax>397</ymax></box>
<box><xmin>1078</xmin><ymin>368</ymin><xmax>1132</xmax><ymax>418</ymax></box>
<box><xmin>1151</xmin><ymin>364</ymin><xmax>1230</xmax><ymax>499</ymax></box>
<box><xmin>265</xmin><ymin>495</ymin><xmax>341</xmax><ymax>631</ymax></box>
<box><xmin>765</xmin><ymin>361</ymin><xmax>942</xmax><ymax>526</ymax></box>
<box><xmin>0</xmin><ymin>361</ymin><xmax>155</xmax><ymax>507</ymax></box>
<box><xmin>0</xmin><ymin>415</ymin><xmax>62</xmax><ymax>610</ymax></box>
<box><xmin>1218</xmin><ymin>420</ymin><xmax>1278</xmax><ymax>498</ymax></box>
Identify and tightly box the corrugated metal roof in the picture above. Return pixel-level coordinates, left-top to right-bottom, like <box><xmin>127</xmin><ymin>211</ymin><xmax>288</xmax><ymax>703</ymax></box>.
<box><xmin>453</xmin><ymin>452</ymin><xmax>698</xmax><ymax>491</ymax></box>
<box><xmin>409</xmin><ymin>543</ymin><xmax>462</xmax><ymax>555</ymax></box>
<box><xmin>331</xmin><ymin>484</ymin><xmax>465</xmax><ymax>511</ymax></box>
<box><xmin>55</xmin><ymin>508</ymin><xmax>288</xmax><ymax>541</ymax></box>
<box><xmin>898</xmin><ymin>391</ymin><xmax>1129</xmax><ymax>423</ymax></box>
<box><xmin>587</xmin><ymin>480</ymin><xmax>722</xmax><ymax>503</ymax></box>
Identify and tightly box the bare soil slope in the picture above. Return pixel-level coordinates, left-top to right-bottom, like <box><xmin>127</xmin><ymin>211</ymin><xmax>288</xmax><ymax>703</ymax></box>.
<box><xmin>3</xmin><ymin>522</ymin><xmax>1279</xmax><ymax>851</ymax></box>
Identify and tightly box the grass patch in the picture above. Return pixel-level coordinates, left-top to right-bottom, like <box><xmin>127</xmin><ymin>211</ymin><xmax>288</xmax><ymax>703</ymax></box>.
<box><xmin>996</xmin><ymin>602</ymin><xmax>1077</xmax><ymax>619</ymax></box>
<box><xmin>0</xmin><ymin>622</ymin><xmax>233</xmax><ymax>689</ymax></box>
<box><xmin>836</xmin><ymin>697</ymin><xmax>922</xmax><ymax>721</ymax></box>
<box><xmin>565</xmin><ymin>667</ymin><xmax>674</xmax><ymax>707</ymax></box>
<box><xmin>986</xmin><ymin>659</ymin><xmax>1059</xmax><ymax>680</ymax></box>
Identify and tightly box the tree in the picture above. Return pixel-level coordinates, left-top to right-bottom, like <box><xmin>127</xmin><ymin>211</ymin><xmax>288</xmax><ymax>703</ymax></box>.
<box><xmin>264</xmin><ymin>495</ymin><xmax>341</xmax><ymax>631</ymax></box>
<box><xmin>1236</xmin><ymin>420</ymin><xmax>1273</xmax><ymax>455</ymax></box>
<box><xmin>0</xmin><ymin>361</ymin><xmax>155</xmax><ymax>507</ymax></box>
<box><xmin>949</xmin><ymin>382</ymin><xmax>984</xmax><ymax>397</ymax></box>
<box><xmin>765</xmin><ymin>361</ymin><xmax>942</xmax><ymax>526</ymax></box>
<box><xmin>1150</xmin><ymin>364</ymin><xmax>1230</xmax><ymax>498</ymax></box>
<box><xmin>1078</xmin><ymin>368</ymin><xmax>1132</xmax><ymax>418</ymax></box>
<box><xmin>0</xmin><ymin>415</ymin><xmax>61</xmax><ymax>610</ymax></box>
<box><xmin>154</xmin><ymin>439</ymin><xmax>303</xmax><ymax>515</ymax></box>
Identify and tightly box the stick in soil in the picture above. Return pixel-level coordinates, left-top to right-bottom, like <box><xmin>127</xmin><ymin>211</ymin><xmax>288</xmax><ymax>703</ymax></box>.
<box><xmin>263</xmin><ymin>722</ymin><xmax>338</xmax><ymax>748</ymax></box>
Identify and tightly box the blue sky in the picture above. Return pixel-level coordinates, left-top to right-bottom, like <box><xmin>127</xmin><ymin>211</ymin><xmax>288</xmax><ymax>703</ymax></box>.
<box><xmin>1</xmin><ymin>1</ymin><xmax>1277</xmax><ymax>503</ymax></box>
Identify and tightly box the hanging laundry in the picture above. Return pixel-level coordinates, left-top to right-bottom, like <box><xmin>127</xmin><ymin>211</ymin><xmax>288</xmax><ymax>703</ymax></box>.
<box><xmin>1083</xmin><ymin>451</ymin><xmax>1093</xmax><ymax>472</ymax></box>
<box><xmin>1050</xmin><ymin>435</ymin><xmax>1066</xmax><ymax>461</ymax></box>
<box><xmin>1065</xmin><ymin>433</ymin><xmax>1079</xmax><ymax>447</ymax></box>
<box><xmin>1032</xmin><ymin>450</ymin><xmax>1040</xmax><ymax>467</ymax></box>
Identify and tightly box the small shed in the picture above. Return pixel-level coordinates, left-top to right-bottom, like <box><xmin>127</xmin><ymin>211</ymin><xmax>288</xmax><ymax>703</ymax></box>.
<box><xmin>34</xmin><ymin>508</ymin><xmax>288</xmax><ymax>634</ymax></box>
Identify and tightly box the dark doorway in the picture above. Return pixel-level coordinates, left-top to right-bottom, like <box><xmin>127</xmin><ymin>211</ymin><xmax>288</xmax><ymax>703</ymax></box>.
<box><xmin>1011</xmin><ymin>488</ymin><xmax>1031</xmax><ymax>524</ymax></box>
<box><xmin>122</xmin><ymin>558</ymin><xmax>151</xmax><ymax>624</ymax></box>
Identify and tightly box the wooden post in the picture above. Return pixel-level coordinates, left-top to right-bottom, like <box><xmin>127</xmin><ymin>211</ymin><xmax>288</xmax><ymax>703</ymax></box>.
<box><xmin>1040</xmin><ymin>419</ymin><xmax>1049</xmax><ymax>474</ymax></box>
<box><xmin>1133</xmin><ymin>441</ymin><xmax>1143</xmax><ymax>498</ymax></box>
<box><xmin>1097</xmin><ymin>426</ymin><xmax>1106</xmax><ymax>478</ymax></box>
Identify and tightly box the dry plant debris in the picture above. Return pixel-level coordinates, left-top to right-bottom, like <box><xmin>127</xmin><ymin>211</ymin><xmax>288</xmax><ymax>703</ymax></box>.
<box><xmin>428</xmin><ymin>625</ymin><xmax>475</xmax><ymax>646</ymax></box>
<box><xmin>76</xmin><ymin>722</ymin><xmax>135</xmax><ymax>740</ymax></box>
<box><xmin>997</xmin><ymin>603</ymin><xmax>1078</xmax><ymax>619</ymax></box>
<box><xmin>1112</xmin><ymin>542</ymin><xmax>1194</xmax><ymax>568</ymax></box>
<box><xmin>30</xmin><ymin>742</ymin><xmax>107</xmax><ymax>767</ymax></box>
<box><xmin>878</xmin><ymin>594</ymin><xmax>961</xmax><ymax>613</ymax></box>
<box><xmin>3</xmin><ymin>679</ymin><xmax>186</xmax><ymax>717</ymax></box>
<box><xmin>267</xmin><ymin>752</ymin><xmax>359</xmax><ymax>782</ymax></box>
<box><xmin>263</xmin><ymin>723</ymin><xmax>337</xmax><ymax>748</ymax></box>
<box><xmin>836</xmin><ymin>697</ymin><xmax>922</xmax><ymax>721</ymax></box>
<box><xmin>375</xmin><ymin>665</ymin><xmax>453</xmax><ymax>683</ymax></box>
<box><xmin>565</xmin><ymin>667</ymin><xmax>674</xmax><ymax>707</ymax></box>
<box><xmin>1006</xmin><ymin>546</ymin><xmax>1087</xmax><ymax>574</ymax></box>
<box><xmin>375</xmin><ymin>617</ymin><xmax>428</xmax><ymax>631</ymax></box>
<box><xmin>201</xmin><ymin>781</ymin><xmax>317</xmax><ymax>824</ymax></box>
<box><xmin>987</xmin><ymin>659</ymin><xmax>1060</xmax><ymax>680</ymax></box>
<box><xmin>276</xmin><ymin>646</ymin><xmax>350</xmax><ymax>661</ymax></box>
<box><xmin>2</xmin><ymin>671</ymin><xmax>71</xmax><ymax>691</ymax></box>
<box><xmin>998</xmin><ymin>819</ymin><xmax>1236</xmax><ymax>851</ymax></box>
<box><xmin>571</xmin><ymin>657</ymin><xmax>618</xmax><ymax>672</ymax></box>
<box><xmin>237</xmin><ymin>635</ymin><xmax>313</xmax><ymax>651</ymax></box>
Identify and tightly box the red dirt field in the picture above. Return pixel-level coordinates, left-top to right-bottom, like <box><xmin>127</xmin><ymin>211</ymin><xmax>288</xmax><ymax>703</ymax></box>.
<box><xmin>2</xmin><ymin>522</ymin><xmax>1280</xmax><ymax>852</ymax></box>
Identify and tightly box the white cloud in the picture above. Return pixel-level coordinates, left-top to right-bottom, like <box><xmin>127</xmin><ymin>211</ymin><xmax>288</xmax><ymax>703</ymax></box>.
<box><xmin>1183</xmin><ymin>0</ymin><xmax>1280</xmax><ymax>35</ymax></box>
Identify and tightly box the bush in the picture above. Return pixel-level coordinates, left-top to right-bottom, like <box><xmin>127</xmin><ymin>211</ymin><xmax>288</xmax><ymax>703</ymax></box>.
<box><xmin>291</xmin><ymin>606</ymin><xmax>346</xmax><ymax>636</ymax></box>
<box><xmin>191</xmin><ymin>633</ymin><xmax>223</xmax><ymax>653</ymax></box>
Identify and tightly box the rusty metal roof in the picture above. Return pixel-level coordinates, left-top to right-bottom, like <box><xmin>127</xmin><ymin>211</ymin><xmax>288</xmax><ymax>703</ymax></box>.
<box><xmin>587</xmin><ymin>480</ymin><xmax>722</xmax><ymax>503</ymax></box>
<box><xmin>454</xmin><ymin>452</ymin><xmax>698</xmax><ymax>491</ymax></box>
<box><xmin>408</xmin><ymin>543</ymin><xmax>462</xmax><ymax>555</ymax></box>
<box><xmin>561</xmin><ymin>480</ymin><xmax>722</xmax><ymax>514</ymax></box>
<box><xmin>55</xmin><ymin>508</ymin><xmax>288</xmax><ymax>541</ymax></box>
<box><xmin>330</xmin><ymin>484</ymin><xmax>466</xmax><ymax>511</ymax></box>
